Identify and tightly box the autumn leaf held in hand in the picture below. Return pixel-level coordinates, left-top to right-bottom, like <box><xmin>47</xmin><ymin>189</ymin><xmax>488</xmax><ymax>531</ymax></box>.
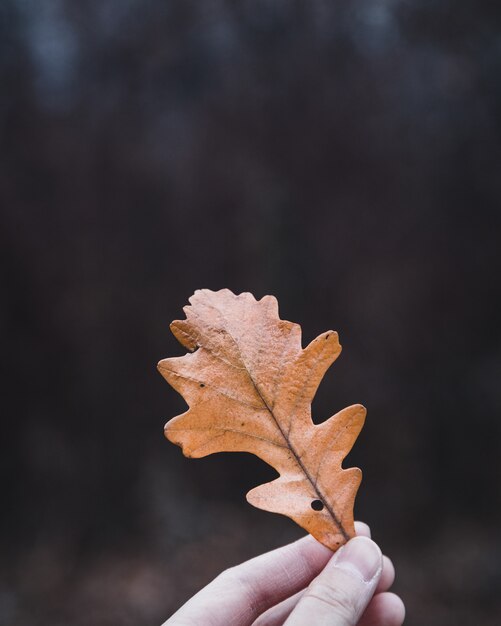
<box><xmin>158</xmin><ymin>289</ymin><xmax>366</xmax><ymax>550</ymax></box>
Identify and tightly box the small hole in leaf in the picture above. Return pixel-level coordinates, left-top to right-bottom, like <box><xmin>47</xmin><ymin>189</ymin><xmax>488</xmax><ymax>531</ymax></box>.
<box><xmin>199</xmin><ymin>383</ymin><xmax>205</xmax><ymax>388</ymax></box>
<box><xmin>325</xmin><ymin>335</ymin><xmax>329</xmax><ymax>340</ymax></box>
<box><xmin>311</xmin><ymin>499</ymin><xmax>324</xmax><ymax>511</ymax></box>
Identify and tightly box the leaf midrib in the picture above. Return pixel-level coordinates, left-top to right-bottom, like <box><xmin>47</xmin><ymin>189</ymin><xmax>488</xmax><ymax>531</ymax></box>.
<box><xmin>200</xmin><ymin>310</ymin><xmax>350</xmax><ymax>542</ymax></box>
<box><xmin>246</xmin><ymin>370</ymin><xmax>350</xmax><ymax>542</ymax></box>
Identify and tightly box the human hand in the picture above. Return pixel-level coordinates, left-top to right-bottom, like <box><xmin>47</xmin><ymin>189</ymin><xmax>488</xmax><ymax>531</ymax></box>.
<box><xmin>163</xmin><ymin>522</ymin><xmax>405</xmax><ymax>625</ymax></box>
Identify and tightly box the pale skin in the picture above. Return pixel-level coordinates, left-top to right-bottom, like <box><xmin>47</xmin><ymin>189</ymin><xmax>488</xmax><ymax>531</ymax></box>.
<box><xmin>163</xmin><ymin>522</ymin><xmax>406</xmax><ymax>626</ymax></box>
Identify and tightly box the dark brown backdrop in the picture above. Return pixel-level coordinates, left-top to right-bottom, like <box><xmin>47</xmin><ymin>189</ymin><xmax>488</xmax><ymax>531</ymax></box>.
<box><xmin>1</xmin><ymin>2</ymin><xmax>501</xmax><ymax>624</ymax></box>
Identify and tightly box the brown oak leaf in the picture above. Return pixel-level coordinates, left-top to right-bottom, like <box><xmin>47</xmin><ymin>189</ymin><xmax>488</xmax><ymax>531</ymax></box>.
<box><xmin>158</xmin><ymin>289</ymin><xmax>365</xmax><ymax>550</ymax></box>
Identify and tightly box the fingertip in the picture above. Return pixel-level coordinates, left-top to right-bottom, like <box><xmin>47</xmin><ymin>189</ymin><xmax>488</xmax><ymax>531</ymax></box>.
<box><xmin>288</xmin><ymin>536</ymin><xmax>384</xmax><ymax>625</ymax></box>
<box><xmin>293</xmin><ymin>533</ymin><xmax>337</xmax><ymax>569</ymax></box>
<box><xmin>355</xmin><ymin>521</ymin><xmax>371</xmax><ymax>538</ymax></box>
<box><xmin>332</xmin><ymin>536</ymin><xmax>383</xmax><ymax>583</ymax></box>
<box><xmin>359</xmin><ymin>591</ymin><xmax>406</xmax><ymax>626</ymax></box>
<box><xmin>377</xmin><ymin>555</ymin><xmax>396</xmax><ymax>593</ymax></box>
<box><xmin>380</xmin><ymin>592</ymin><xmax>406</xmax><ymax>625</ymax></box>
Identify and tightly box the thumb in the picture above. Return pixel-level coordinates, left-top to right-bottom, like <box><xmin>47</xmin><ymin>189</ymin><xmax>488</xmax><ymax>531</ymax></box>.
<box><xmin>284</xmin><ymin>536</ymin><xmax>383</xmax><ymax>626</ymax></box>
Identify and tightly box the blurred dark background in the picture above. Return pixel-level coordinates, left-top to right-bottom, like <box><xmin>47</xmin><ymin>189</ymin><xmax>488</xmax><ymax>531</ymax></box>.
<box><xmin>1</xmin><ymin>1</ymin><xmax>501</xmax><ymax>624</ymax></box>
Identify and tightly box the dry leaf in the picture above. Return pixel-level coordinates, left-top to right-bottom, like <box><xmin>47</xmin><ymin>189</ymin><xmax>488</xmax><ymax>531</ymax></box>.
<box><xmin>158</xmin><ymin>289</ymin><xmax>365</xmax><ymax>550</ymax></box>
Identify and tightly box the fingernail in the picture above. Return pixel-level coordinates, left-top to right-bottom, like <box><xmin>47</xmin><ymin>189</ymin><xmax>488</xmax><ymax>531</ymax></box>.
<box><xmin>333</xmin><ymin>537</ymin><xmax>382</xmax><ymax>582</ymax></box>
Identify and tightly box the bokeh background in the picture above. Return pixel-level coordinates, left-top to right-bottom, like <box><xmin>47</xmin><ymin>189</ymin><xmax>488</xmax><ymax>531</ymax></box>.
<box><xmin>1</xmin><ymin>1</ymin><xmax>501</xmax><ymax>625</ymax></box>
